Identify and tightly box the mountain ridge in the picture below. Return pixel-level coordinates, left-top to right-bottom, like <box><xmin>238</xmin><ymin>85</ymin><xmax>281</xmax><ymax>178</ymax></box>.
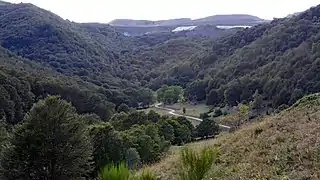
<box><xmin>110</xmin><ymin>14</ymin><xmax>267</xmax><ymax>27</ymax></box>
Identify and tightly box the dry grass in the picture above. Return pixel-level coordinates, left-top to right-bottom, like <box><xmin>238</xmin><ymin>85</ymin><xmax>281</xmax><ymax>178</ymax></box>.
<box><xmin>144</xmin><ymin>96</ymin><xmax>320</xmax><ymax>180</ymax></box>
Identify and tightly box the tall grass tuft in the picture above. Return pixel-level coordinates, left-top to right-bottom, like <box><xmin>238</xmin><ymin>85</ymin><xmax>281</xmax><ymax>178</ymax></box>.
<box><xmin>98</xmin><ymin>163</ymin><xmax>132</xmax><ymax>180</ymax></box>
<box><xmin>98</xmin><ymin>163</ymin><xmax>157</xmax><ymax>180</ymax></box>
<box><xmin>178</xmin><ymin>147</ymin><xmax>219</xmax><ymax>180</ymax></box>
<box><xmin>133</xmin><ymin>170</ymin><xmax>157</xmax><ymax>180</ymax></box>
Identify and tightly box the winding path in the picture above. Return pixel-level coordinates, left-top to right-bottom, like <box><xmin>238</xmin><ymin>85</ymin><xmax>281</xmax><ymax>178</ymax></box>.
<box><xmin>155</xmin><ymin>103</ymin><xmax>231</xmax><ymax>129</ymax></box>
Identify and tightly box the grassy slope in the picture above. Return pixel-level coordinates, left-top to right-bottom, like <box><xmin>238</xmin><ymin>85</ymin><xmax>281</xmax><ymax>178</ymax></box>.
<box><xmin>146</xmin><ymin>94</ymin><xmax>320</xmax><ymax>180</ymax></box>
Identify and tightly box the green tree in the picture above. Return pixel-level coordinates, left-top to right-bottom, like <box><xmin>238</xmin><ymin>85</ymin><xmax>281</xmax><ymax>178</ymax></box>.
<box><xmin>89</xmin><ymin>123</ymin><xmax>124</xmax><ymax>171</ymax></box>
<box><xmin>137</xmin><ymin>88</ymin><xmax>155</xmax><ymax>107</ymax></box>
<box><xmin>175</xmin><ymin>125</ymin><xmax>192</xmax><ymax>145</ymax></box>
<box><xmin>1</xmin><ymin>96</ymin><xmax>92</xmax><ymax>180</ymax></box>
<box><xmin>118</xmin><ymin>103</ymin><xmax>130</xmax><ymax>113</ymax></box>
<box><xmin>206</xmin><ymin>89</ymin><xmax>219</xmax><ymax>105</ymax></box>
<box><xmin>185</xmin><ymin>80</ymin><xmax>207</xmax><ymax>101</ymax></box>
<box><xmin>122</xmin><ymin>125</ymin><xmax>162</xmax><ymax>163</ymax></box>
<box><xmin>125</xmin><ymin>148</ymin><xmax>141</xmax><ymax>170</ymax></box>
<box><xmin>0</xmin><ymin>117</ymin><xmax>9</xmax><ymax>155</ymax></box>
<box><xmin>158</xmin><ymin>119</ymin><xmax>175</xmax><ymax>143</ymax></box>
<box><xmin>212</xmin><ymin>108</ymin><xmax>223</xmax><ymax>117</ymax></box>
<box><xmin>156</xmin><ymin>86</ymin><xmax>183</xmax><ymax>105</ymax></box>
<box><xmin>251</xmin><ymin>90</ymin><xmax>264</xmax><ymax>116</ymax></box>
<box><xmin>196</xmin><ymin>118</ymin><xmax>219</xmax><ymax>138</ymax></box>
<box><xmin>147</xmin><ymin>110</ymin><xmax>160</xmax><ymax>123</ymax></box>
<box><xmin>237</xmin><ymin>103</ymin><xmax>249</xmax><ymax>127</ymax></box>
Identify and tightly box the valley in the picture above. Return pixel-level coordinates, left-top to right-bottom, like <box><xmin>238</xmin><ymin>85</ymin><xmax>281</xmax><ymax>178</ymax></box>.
<box><xmin>0</xmin><ymin>1</ymin><xmax>319</xmax><ymax>180</ymax></box>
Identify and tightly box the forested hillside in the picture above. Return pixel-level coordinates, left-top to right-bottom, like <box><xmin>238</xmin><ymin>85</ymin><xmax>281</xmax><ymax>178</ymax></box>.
<box><xmin>0</xmin><ymin>1</ymin><xmax>319</xmax><ymax>180</ymax></box>
<box><xmin>148</xmin><ymin>5</ymin><xmax>320</xmax><ymax>109</ymax></box>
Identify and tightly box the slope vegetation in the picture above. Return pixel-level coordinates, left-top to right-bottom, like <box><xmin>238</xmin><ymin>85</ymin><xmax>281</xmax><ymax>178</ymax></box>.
<box><xmin>153</xmin><ymin>5</ymin><xmax>320</xmax><ymax>109</ymax></box>
<box><xmin>147</xmin><ymin>93</ymin><xmax>320</xmax><ymax>179</ymax></box>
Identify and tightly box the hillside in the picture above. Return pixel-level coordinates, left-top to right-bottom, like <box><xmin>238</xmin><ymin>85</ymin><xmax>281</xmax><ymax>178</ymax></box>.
<box><xmin>146</xmin><ymin>93</ymin><xmax>320</xmax><ymax>179</ymax></box>
<box><xmin>0</xmin><ymin>1</ymin><xmax>318</xmax><ymax>114</ymax></box>
<box><xmin>149</xmin><ymin>5</ymin><xmax>320</xmax><ymax>109</ymax></box>
<box><xmin>0</xmin><ymin>2</ymin><xmax>165</xmax><ymax>111</ymax></box>
<box><xmin>0</xmin><ymin>2</ymin><xmax>240</xmax><ymax>98</ymax></box>
<box><xmin>0</xmin><ymin>45</ymin><xmax>120</xmax><ymax>125</ymax></box>
<box><xmin>0</xmin><ymin>3</ymin><xmax>136</xmax><ymax>83</ymax></box>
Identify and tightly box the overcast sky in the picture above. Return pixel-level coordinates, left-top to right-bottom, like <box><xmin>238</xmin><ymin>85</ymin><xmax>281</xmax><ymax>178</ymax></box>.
<box><xmin>6</xmin><ymin>0</ymin><xmax>320</xmax><ymax>23</ymax></box>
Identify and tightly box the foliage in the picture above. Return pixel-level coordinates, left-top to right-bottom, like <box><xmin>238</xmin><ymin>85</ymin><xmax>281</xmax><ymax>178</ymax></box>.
<box><xmin>0</xmin><ymin>96</ymin><xmax>92</xmax><ymax>180</ymax></box>
<box><xmin>98</xmin><ymin>163</ymin><xmax>132</xmax><ymax>180</ymax></box>
<box><xmin>118</xmin><ymin>103</ymin><xmax>131</xmax><ymax>113</ymax></box>
<box><xmin>89</xmin><ymin>123</ymin><xmax>124</xmax><ymax>171</ymax></box>
<box><xmin>158</xmin><ymin>119</ymin><xmax>175</xmax><ymax>143</ymax></box>
<box><xmin>250</xmin><ymin>90</ymin><xmax>264</xmax><ymax>115</ymax></box>
<box><xmin>0</xmin><ymin>118</ymin><xmax>9</xmax><ymax>155</ymax></box>
<box><xmin>98</xmin><ymin>163</ymin><xmax>157</xmax><ymax>180</ymax></box>
<box><xmin>125</xmin><ymin>148</ymin><xmax>141</xmax><ymax>170</ymax></box>
<box><xmin>178</xmin><ymin>147</ymin><xmax>219</xmax><ymax>180</ymax></box>
<box><xmin>288</xmin><ymin>93</ymin><xmax>320</xmax><ymax>110</ymax></box>
<box><xmin>196</xmin><ymin>118</ymin><xmax>220</xmax><ymax>138</ymax></box>
<box><xmin>212</xmin><ymin>108</ymin><xmax>223</xmax><ymax>117</ymax></box>
<box><xmin>237</xmin><ymin>104</ymin><xmax>249</xmax><ymax>126</ymax></box>
<box><xmin>146</xmin><ymin>94</ymin><xmax>320</xmax><ymax>180</ymax></box>
<box><xmin>122</xmin><ymin>124</ymin><xmax>166</xmax><ymax>163</ymax></box>
<box><xmin>179</xmin><ymin>6</ymin><xmax>320</xmax><ymax>109</ymax></box>
<box><xmin>137</xmin><ymin>88</ymin><xmax>155</xmax><ymax>107</ymax></box>
<box><xmin>156</xmin><ymin>85</ymin><xmax>183</xmax><ymax>105</ymax></box>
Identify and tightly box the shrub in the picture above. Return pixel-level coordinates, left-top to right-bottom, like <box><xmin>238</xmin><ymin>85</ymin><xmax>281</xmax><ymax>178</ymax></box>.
<box><xmin>178</xmin><ymin>147</ymin><xmax>219</xmax><ymax>180</ymax></box>
<box><xmin>98</xmin><ymin>163</ymin><xmax>132</xmax><ymax>180</ymax></box>
<box><xmin>98</xmin><ymin>163</ymin><xmax>157</xmax><ymax>180</ymax></box>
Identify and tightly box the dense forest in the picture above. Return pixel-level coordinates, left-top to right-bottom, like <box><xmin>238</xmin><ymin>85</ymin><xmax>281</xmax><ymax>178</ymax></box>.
<box><xmin>0</xmin><ymin>1</ymin><xmax>319</xmax><ymax>179</ymax></box>
<box><xmin>144</xmin><ymin>6</ymin><xmax>320</xmax><ymax>109</ymax></box>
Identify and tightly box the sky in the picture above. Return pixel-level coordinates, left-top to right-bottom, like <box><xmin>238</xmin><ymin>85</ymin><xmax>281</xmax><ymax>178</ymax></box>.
<box><xmin>7</xmin><ymin>0</ymin><xmax>320</xmax><ymax>23</ymax></box>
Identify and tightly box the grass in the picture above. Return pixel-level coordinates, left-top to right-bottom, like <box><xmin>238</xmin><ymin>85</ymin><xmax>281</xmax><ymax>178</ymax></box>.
<box><xmin>140</xmin><ymin>107</ymin><xmax>169</xmax><ymax>116</ymax></box>
<box><xmin>141</xmin><ymin>103</ymin><xmax>210</xmax><ymax>127</ymax></box>
<box><xmin>166</xmin><ymin>103</ymin><xmax>210</xmax><ymax>117</ymax></box>
<box><xmin>144</xmin><ymin>94</ymin><xmax>320</xmax><ymax>179</ymax></box>
<box><xmin>178</xmin><ymin>147</ymin><xmax>219</xmax><ymax>180</ymax></box>
<box><xmin>98</xmin><ymin>163</ymin><xmax>157</xmax><ymax>180</ymax></box>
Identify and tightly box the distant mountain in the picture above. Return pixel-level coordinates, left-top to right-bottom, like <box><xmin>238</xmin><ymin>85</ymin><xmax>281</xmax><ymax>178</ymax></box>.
<box><xmin>110</xmin><ymin>18</ymin><xmax>192</xmax><ymax>27</ymax></box>
<box><xmin>0</xmin><ymin>0</ymin><xmax>10</xmax><ymax>5</ymax></box>
<box><xmin>110</xmin><ymin>14</ymin><xmax>267</xmax><ymax>27</ymax></box>
<box><xmin>193</xmin><ymin>14</ymin><xmax>267</xmax><ymax>25</ymax></box>
<box><xmin>110</xmin><ymin>14</ymin><xmax>268</xmax><ymax>36</ymax></box>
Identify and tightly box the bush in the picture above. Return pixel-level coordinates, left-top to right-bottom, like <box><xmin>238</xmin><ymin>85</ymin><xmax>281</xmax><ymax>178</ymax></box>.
<box><xmin>98</xmin><ymin>163</ymin><xmax>157</xmax><ymax>180</ymax></box>
<box><xmin>212</xmin><ymin>108</ymin><xmax>223</xmax><ymax>117</ymax></box>
<box><xmin>98</xmin><ymin>163</ymin><xmax>132</xmax><ymax>180</ymax></box>
<box><xmin>126</xmin><ymin>148</ymin><xmax>141</xmax><ymax>170</ymax></box>
<box><xmin>178</xmin><ymin>147</ymin><xmax>219</xmax><ymax>180</ymax></box>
